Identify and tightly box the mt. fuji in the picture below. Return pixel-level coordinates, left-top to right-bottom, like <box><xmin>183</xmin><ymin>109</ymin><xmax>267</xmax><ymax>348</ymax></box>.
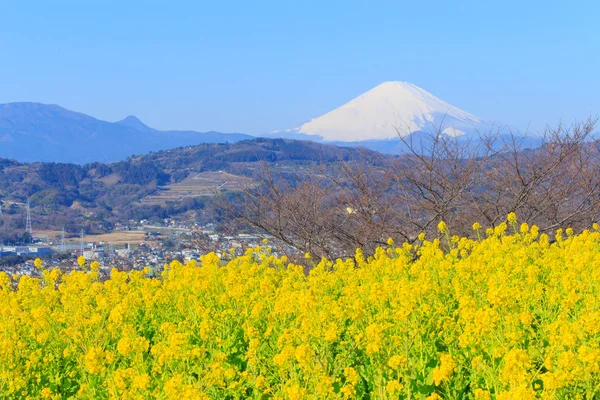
<box><xmin>269</xmin><ymin>82</ymin><xmax>501</xmax><ymax>151</ymax></box>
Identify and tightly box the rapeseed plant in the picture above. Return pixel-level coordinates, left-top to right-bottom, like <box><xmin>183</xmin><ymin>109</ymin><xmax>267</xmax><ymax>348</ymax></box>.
<box><xmin>1</xmin><ymin>216</ymin><xmax>600</xmax><ymax>398</ymax></box>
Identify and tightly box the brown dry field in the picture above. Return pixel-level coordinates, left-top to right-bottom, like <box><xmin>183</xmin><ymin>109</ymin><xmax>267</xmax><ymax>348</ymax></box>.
<box><xmin>79</xmin><ymin>231</ymin><xmax>148</xmax><ymax>244</ymax></box>
<box><xmin>36</xmin><ymin>230</ymin><xmax>150</xmax><ymax>244</ymax></box>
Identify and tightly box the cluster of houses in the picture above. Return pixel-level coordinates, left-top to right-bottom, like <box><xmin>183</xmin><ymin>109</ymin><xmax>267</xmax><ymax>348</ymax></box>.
<box><xmin>0</xmin><ymin>221</ymin><xmax>285</xmax><ymax>277</ymax></box>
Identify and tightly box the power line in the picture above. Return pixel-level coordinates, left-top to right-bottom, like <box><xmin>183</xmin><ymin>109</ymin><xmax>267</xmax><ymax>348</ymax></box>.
<box><xmin>80</xmin><ymin>229</ymin><xmax>84</xmax><ymax>255</ymax></box>
<box><xmin>25</xmin><ymin>198</ymin><xmax>32</xmax><ymax>235</ymax></box>
<box><xmin>61</xmin><ymin>228</ymin><xmax>66</xmax><ymax>253</ymax></box>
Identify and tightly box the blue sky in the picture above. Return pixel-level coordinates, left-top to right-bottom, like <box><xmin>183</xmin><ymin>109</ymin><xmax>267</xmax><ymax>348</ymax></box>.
<box><xmin>1</xmin><ymin>0</ymin><xmax>598</xmax><ymax>134</ymax></box>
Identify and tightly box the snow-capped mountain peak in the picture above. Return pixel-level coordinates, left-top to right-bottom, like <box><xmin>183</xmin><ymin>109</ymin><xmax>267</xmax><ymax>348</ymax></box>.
<box><xmin>293</xmin><ymin>81</ymin><xmax>486</xmax><ymax>142</ymax></box>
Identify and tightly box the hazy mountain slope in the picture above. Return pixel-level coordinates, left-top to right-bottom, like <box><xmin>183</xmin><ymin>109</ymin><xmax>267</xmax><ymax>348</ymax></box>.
<box><xmin>115</xmin><ymin>115</ymin><xmax>251</xmax><ymax>143</ymax></box>
<box><xmin>0</xmin><ymin>103</ymin><xmax>252</xmax><ymax>164</ymax></box>
<box><xmin>116</xmin><ymin>115</ymin><xmax>154</xmax><ymax>132</ymax></box>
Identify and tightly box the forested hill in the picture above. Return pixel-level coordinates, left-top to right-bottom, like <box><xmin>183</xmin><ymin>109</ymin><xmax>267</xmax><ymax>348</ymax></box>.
<box><xmin>0</xmin><ymin>138</ymin><xmax>386</xmax><ymax>235</ymax></box>
<box><xmin>131</xmin><ymin>137</ymin><xmax>381</xmax><ymax>168</ymax></box>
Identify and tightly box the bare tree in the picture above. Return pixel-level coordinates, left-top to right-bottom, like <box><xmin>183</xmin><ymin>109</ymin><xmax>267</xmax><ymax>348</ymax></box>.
<box><xmin>465</xmin><ymin>118</ymin><xmax>599</xmax><ymax>231</ymax></box>
<box><xmin>215</xmin><ymin>118</ymin><xmax>599</xmax><ymax>260</ymax></box>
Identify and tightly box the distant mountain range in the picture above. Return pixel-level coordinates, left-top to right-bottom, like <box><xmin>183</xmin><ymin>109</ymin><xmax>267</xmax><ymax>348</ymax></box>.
<box><xmin>0</xmin><ymin>103</ymin><xmax>252</xmax><ymax>164</ymax></box>
<box><xmin>1</xmin><ymin>82</ymin><xmax>536</xmax><ymax>164</ymax></box>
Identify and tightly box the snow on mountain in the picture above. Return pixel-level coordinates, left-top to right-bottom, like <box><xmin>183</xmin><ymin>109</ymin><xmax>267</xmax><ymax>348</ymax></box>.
<box><xmin>284</xmin><ymin>81</ymin><xmax>490</xmax><ymax>142</ymax></box>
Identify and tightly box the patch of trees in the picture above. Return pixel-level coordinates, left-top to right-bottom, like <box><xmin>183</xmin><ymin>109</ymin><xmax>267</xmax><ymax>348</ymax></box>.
<box><xmin>0</xmin><ymin>169</ymin><xmax>28</xmax><ymax>190</ymax></box>
<box><xmin>0</xmin><ymin>159</ymin><xmax>18</xmax><ymax>171</ymax></box>
<box><xmin>30</xmin><ymin>188</ymin><xmax>80</xmax><ymax>208</ymax></box>
<box><xmin>113</xmin><ymin>162</ymin><xmax>170</xmax><ymax>185</ymax></box>
<box><xmin>0</xmin><ymin>231</ymin><xmax>32</xmax><ymax>245</ymax></box>
<box><xmin>0</xmin><ymin>255</ymin><xmax>26</xmax><ymax>267</ymax></box>
<box><xmin>122</xmin><ymin>205</ymin><xmax>170</xmax><ymax>221</ymax></box>
<box><xmin>217</xmin><ymin>149</ymin><xmax>277</xmax><ymax>163</ymax></box>
<box><xmin>38</xmin><ymin>163</ymin><xmax>86</xmax><ymax>188</ymax></box>
<box><xmin>84</xmin><ymin>162</ymin><xmax>113</xmax><ymax>177</ymax></box>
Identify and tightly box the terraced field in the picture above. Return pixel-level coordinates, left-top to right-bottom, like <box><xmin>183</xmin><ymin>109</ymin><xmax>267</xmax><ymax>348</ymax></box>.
<box><xmin>140</xmin><ymin>171</ymin><xmax>250</xmax><ymax>205</ymax></box>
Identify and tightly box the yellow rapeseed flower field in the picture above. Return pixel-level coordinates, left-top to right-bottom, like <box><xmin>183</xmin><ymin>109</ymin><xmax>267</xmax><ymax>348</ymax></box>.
<box><xmin>2</xmin><ymin>217</ymin><xmax>600</xmax><ymax>399</ymax></box>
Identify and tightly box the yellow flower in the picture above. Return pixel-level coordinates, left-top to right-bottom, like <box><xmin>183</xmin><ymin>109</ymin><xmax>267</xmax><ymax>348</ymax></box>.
<box><xmin>555</xmin><ymin>228</ymin><xmax>564</xmax><ymax>242</ymax></box>
<box><xmin>472</xmin><ymin>222</ymin><xmax>481</xmax><ymax>231</ymax></box>
<box><xmin>519</xmin><ymin>311</ymin><xmax>533</xmax><ymax>325</ymax></box>
<box><xmin>255</xmin><ymin>375</ymin><xmax>267</xmax><ymax>389</ymax></box>
<box><xmin>84</xmin><ymin>347</ymin><xmax>107</xmax><ymax>375</ymax></box>
<box><xmin>387</xmin><ymin>237</ymin><xmax>394</xmax><ymax>246</ymax></box>
<box><xmin>132</xmin><ymin>373</ymin><xmax>150</xmax><ymax>390</ymax></box>
<box><xmin>40</xmin><ymin>387</ymin><xmax>52</xmax><ymax>399</ymax></box>
<box><xmin>473</xmin><ymin>389</ymin><xmax>491</xmax><ymax>400</ymax></box>
<box><xmin>497</xmin><ymin>385</ymin><xmax>536</xmax><ymax>400</ymax></box>
<box><xmin>432</xmin><ymin>353</ymin><xmax>456</xmax><ymax>385</ymax></box>
<box><xmin>324</xmin><ymin>325</ymin><xmax>338</xmax><ymax>342</ymax></box>
<box><xmin>388</xmin><ymin>355</ymin><xmax>407</xmax><ymax>370</ymax></box>
<box><xmin>500</xmin><ymin>348</ymin><xmax>531</xmax><ymax>385</ymax></box>
<box><xmin>90</xmin><ymin>260</ymin><xmax>100</xmax><ymax>272</ymax></box>
<box><xmin>386</xmin><ymin>380</ymin><xmax>403</xmax><ymax>395</ymax></box>
<box><xmin>4</xmin><ymin>218</ymin><xmax>600</xmax><ymax>398</ymax></box>
<box><xmin>507</xmin><ymin>212</ymin><xmax>517</xmax><ymax>223</ymax></box>
<box><xmin>117</xmin><ymin>337</ymin><xmax>132</xmax><ymax>356</ymax></box>
<box><xmin>285</xmin><ymin>384</ymin><xmax>305</xmax><ymax>400</ymax></box>
<box><xmin>365</xmin><ymin>323</ymin><xmax>384</xmax><ymax>355</ymax></box>
<box><xmin>344</xmin><ymin>367</ymin><xmax>359</xmax><ymax>386</ymax></box>
<box><xmin>438</xmin><ymin>221</ymin><xmax>448</xmax><ymax>234</ymax></box>
<box><xmin>34</xmin><ymin>258</ymin><xmax>43</xmax><ymax>269</ymax></box>
<box><xmin>494</xmin><ymin>222</ymin><xmax>507</xmax><ymax>236</ymax></box>
<box><xmin>294</xmin><ymin>344</ymin><xmax>313</xmax><ymax>365</ymax></box>
<box><xmin>77</xmin><ymin>256</ymin><xmax>86</xmax><ymax>267</ymax></box>
<box><xmin>341</xmin><ymin>384</ymin><xmax>356</xmax><ymax>398</ymax></box>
